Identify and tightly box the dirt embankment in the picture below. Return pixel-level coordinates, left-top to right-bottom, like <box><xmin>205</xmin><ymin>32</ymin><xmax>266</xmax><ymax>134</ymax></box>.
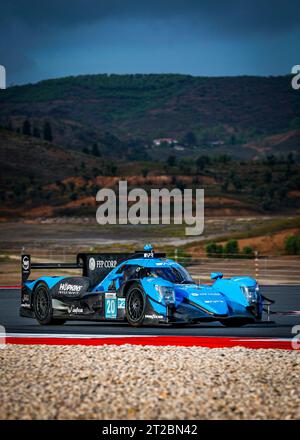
<box><xmin>187</xmin><ymin>227</ymin><xmax>300</xmax><ymax>255</ymax></box>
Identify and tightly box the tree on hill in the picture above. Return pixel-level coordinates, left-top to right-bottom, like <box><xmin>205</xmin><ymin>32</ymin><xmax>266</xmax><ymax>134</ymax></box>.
<box><xmin>6</xmin><ymin>119</ymin><xmax>14</xmax><ymax>131</ymax></box>
<box><xmin>196</xmin><ymin>155</ymin><xmax>210</xmax><ymax>171</ymax></box>
<box><xmin>285</xmin><ymin>235</ymin><xmax>300</xmax><ymax>255</ymax></box>
<box><xmin>233</xmin><ymin>175</ymin><xmax>243</xmax><ymax>191</ymax></box>
<box><xmin>263</xmin><ymin>170</ymin><xmax>272</xmax><ymax>184</ymax></box>
<box><xmin>216</xmin><ymin>154</ymin><xmax>231</xmax><ymax>164</ymax></box>
<box><xmin>22</xmin><ymin>119</ymin><xmax>31</xmax><ymax>136</ymax></box>
<box><xmin>224</xmin><ymin>240</ymin><xmax>239</xmax><ymax>257</ymax></box>
<box><xmin>289</xmin><ymin>117</ymin><xmax>300</xmax><ymax>130</ymax></box>
<box><xmin>92</xmin><ymin>143</ymin><xmax>101</xmax><ymax>157</ymax></box>
<box><xmin>265</xmin><ymin>154</ymin><xmax>276</xmax><ymax>166</ymax></box>
<box><xmin>33</xmin><ymin>126</ymin><xmax>40</xmax><ymax>138</ymax></box>
<box><xmin>287</xmin><ymin>152</ymin><xmax>295</xmax><ymax>165</ymax></box>
<box><xmin>43</xmin><ymin>121</ymin><xmax>53</xmax><ymax>142</ymax></box>
<box><xmin>242</xmin><ymin>246</ymin><xmax>254</xmax><ymax>258</ymax></box>
<box><xmin>221</xmin><ymin>180</ymin><xmax>229</xmax><ymax>192</ymax></box>
<box><xmin>230</xmin><ymin>134</ymin><xmax>236</xmax><ymax>145</ymax></box>
<box><xmin>183</xmin><ymin>131</ymin><xmax>197</xmax><ymax>146</ymax></box>
<box><xmin>142</xmin><ymin>168</ymin><xmax>149</xmax><ymax>178</ymax></box>
<box><xmin>167</xmin><ymin>155</ymin><xmax>176</xmax><ymax>167</ymax></box>
<box><xmin>206</xmin><ymin>243</ymin><xmax>223</xmax><ymax>258</ymax></box>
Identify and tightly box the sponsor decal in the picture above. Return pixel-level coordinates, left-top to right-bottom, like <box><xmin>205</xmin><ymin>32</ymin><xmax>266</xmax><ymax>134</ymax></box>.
<box><xmin>96</xmin><ymin>260</ymin><xmax>118</xmax><ymax>269</ymax></box>
<box><xmin>22</xmin><ymin>293</ymin><xmax>30</xmax><ymax>303</ymax></box>
<box><xmin>191</xmin><ymin>292</ymin><xmax>220</xmax><ymax>297</ymax></box>
<box><xmin>22</xmin><ymin>255</ymin><xmax>30</xmax><ymax>271</ymax></box>
<box><xmin>105</xmin><ymin>292</ymin><xmax>117</xmax><ymax>318</ymax></box>
<box><xmin>105</xmin><ymin>292</ymin><xmax>116</xmax><ymax>299</ymax></box>
<box><xmin>117</xmin><ymin>298</ymin><xmax>126</xmax><ymax>309</ymax></box>
<box><xmin>144</xmin><ymin>252</ymin><xmax>154</xmax><ymax>258</ymax></box>
<box><xmin>21</xmin><ymin>303</ymin><xmax>31</xmax><ymax>309</ymax></box>
<box><xmin>145</xmin><ymin>314</ymin><xmax>164</xmax><ymax>320</ymax></box>
<box><xmin>89</xmin><ymin>257</ymin><xmax>96</xmax><ymax>271</ymax></box>
<box><xmin>58</xmin><ymin>283</ymin><xmax>83</xmax><ymax>293</ymax></box>
<box><xmin>67</xmin><ymin>306</ymin><xmax>84</xmax><ymax>314</ymax></box>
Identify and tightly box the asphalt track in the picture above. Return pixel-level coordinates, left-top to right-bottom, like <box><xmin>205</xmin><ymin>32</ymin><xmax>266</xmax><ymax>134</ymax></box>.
<box><xmin>0</xmin><ymin>286</ymin><xmax>299</xmax><ymax>339</ymax></box>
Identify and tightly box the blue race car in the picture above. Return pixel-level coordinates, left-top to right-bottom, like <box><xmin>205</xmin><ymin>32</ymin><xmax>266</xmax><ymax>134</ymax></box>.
<box><xmin>20</xmin><ymin>245</ymin><xmax>263</xmax><ymax>327</ymax></box>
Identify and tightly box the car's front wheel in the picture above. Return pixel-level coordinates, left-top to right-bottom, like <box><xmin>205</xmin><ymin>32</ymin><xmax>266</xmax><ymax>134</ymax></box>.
<box><xmin>33</xmin><ymin>283</ymin><xmax>66</xmax><ymax>325</ymax></box>
<box><xmin>126</xmin><ymin>283</ymin><xmax>146</xmax><ymax>327</ymax></box>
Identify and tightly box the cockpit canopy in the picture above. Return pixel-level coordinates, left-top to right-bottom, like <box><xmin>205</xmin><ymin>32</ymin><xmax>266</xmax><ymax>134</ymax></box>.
<box><xmin>117</xmin><ymin>262</ymin><xmax>194</xmax><ymax>284</ymax></box>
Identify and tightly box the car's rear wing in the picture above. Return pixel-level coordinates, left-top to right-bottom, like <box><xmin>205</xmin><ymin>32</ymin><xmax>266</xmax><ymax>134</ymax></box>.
<box><xmin>21</xmin><ymin>250</ymin><xmax>167</xmax><ymax>287</ymax></box>
<box><xmin>21</xmin><ymin>254</ymin><xmax>81</xmax><ymax>284</ymax></box>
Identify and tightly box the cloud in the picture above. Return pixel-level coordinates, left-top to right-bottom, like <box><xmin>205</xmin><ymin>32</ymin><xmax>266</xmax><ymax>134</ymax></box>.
<box><xmin>1</xmin><ymin>0</ymin><xmax>300</xmax><ymax>35</ymax></box>
<box><xmin>1</xmin><ymin>0</ymin><xmax>299</xmax><ymax>83</ymax></box>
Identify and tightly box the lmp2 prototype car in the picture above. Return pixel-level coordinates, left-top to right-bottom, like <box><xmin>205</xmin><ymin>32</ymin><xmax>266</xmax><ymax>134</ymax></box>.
<box><xmin>20</xmin><ymin>245</ymin><xmax>263</xmax><ymax>327</ymax></box>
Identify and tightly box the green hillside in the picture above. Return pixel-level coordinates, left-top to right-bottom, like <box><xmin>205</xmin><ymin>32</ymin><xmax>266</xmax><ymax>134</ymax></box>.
<box><xmin>0</xmin><ymin>74</ymin><xmax>299</xmax><ymax>157</ymax></box>
<box><xmin>0</xmin><ymin>127</ymin><xmax>299</xmax><ymax>219</ymax></box>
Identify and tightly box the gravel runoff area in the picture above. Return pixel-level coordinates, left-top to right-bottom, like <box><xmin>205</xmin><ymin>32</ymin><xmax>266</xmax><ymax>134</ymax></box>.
<box><xmin>0</xmin><ymin>344</ymin><xmax>299</xmax><ymax>420</ymax></box>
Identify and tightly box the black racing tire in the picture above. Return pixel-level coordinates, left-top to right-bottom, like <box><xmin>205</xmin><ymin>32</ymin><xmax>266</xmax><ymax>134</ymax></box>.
<box><xmin>221</xmin><ymin>318</ymin><xmax>252</xmax><ymax>327</ymax></box>
<box><xmin>125</xmin><ymin>283</ymin><xmax>146</xmax><ymax>327</ymax></box>
<box><xmin>33</xmin><ymin>282</ymin><xmax>66</xmax><ymax>325</ymax></box>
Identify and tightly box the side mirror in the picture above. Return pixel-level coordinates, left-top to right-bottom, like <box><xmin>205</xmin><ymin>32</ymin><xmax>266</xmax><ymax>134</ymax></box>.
<box><xmin>210</xmin><ymin>272</ymin><xmax>223</xmax><ymax>280</ymax></box>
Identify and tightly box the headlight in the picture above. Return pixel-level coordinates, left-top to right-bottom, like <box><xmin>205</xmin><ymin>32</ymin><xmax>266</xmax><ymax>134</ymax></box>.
<box><xmin>240</xmin><ymin>285</ymin><xmax>258</xmax><ymax>303</ymax></box>
<box><xmin>155</xmin><ymin>285</ymin><xmax>175</xmax><ymax>304</ymax></box>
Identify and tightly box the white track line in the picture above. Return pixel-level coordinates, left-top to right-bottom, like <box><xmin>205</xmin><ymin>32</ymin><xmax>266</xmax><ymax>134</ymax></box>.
<box><xmin>232</xmin><ymin>338</ymin><xmax>292</xmax><ymax>342</ymax></box>
<box><xmin>4</xmin><ymin>333</ymin><xmax>292</xmax><ymax>342</ymax></box>
<box><xmin>5</xmin><ymin>332</ymin><xmax>156</xmax><ymax>339</ymax></box>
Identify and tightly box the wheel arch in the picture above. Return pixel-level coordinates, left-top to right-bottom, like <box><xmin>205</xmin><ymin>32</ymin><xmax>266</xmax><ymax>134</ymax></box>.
<box><xmin>29</xmin><ymin>276</ymin><xmax>66</xmax><ymax>306</ymax></box>
<box><xmin>31</xmin><ymin>279</ymin><xmax>50</xmax><ymax>307</ymax></box>
<box><xmin>122</xmin><ymin>279</ymin><xmax>142</xmax><ymax>297</ymax></box>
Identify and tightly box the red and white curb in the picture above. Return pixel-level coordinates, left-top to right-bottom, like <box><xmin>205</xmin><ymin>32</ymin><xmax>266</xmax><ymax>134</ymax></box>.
<box><xmin>3</xmin><ymin>333</ymin><xmax>297</xmax><ymax>350</ymax></box>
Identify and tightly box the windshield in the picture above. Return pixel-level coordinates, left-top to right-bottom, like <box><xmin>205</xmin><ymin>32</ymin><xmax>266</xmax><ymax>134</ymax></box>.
<box><xmin>143</xmin><ymin>265</ymin><xmax>194</xmax><ymax>284</ymax></box>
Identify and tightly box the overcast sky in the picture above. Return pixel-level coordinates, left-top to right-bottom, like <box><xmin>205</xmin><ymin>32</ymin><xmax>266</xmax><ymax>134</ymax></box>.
<box><xmin>1</xmin><ymin>0</ymin><xmax>300</xmax><ymax>85</ymax></box>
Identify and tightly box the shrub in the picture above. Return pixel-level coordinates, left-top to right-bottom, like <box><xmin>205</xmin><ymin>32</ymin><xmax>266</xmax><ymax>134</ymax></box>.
<box><xmin>242</xmin><ymin>246</ymin><xmax>254</xmax><ymax>258</ymax></box>
<box><xmin>70</xmin><ymin>193</ymin><xmax>78</xmax><ymax>201</ymax></box>
<box><xmin>285</xmin><ymin>235</ymin><xmax>300</xmax><ymax>255</ymax></box>
<box><xmin>43</xmin><ymin>121</ymin><xmax>53</xmax><ymax>142</ymax></box>
<box><xmin>206</xmin><ymin>243</ymin><xmax>223</xmax><ymax>258</ymax></box>
<box><xmin>223</xmin><ymin>240</ymin><xmax>239</xmax><ymax>257</ymax></box>
<box><xmin>166</xmin><ymin>155</ymin><xmax>176</xmax><ymax>167</ymax></box>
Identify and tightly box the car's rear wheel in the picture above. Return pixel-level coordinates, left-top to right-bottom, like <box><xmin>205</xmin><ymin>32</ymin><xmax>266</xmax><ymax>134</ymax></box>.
<box><xmin>33</xmin><ymin>283</ymin><xmax>66</xmax><ymax>325</ymax></box>
<box><xmin>126</xmin><ymin>283</ymin><xmax>146</xmax><ymax>327</ymax></box>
